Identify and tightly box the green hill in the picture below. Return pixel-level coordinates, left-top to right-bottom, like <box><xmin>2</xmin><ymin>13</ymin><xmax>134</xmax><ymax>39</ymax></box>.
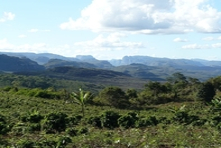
<box><xmin>0</xmin><ymin>54</ymin><xmax>45</xmax><ymax>72</ymax></box>
<box><xmin>44</xmin><ymin>59</ymin><xmax>97</xmax><ymax>69</ymax></box>
<box><xmin>15</xmin><ymin>66</ymin><xmax>147</xmax><ymax>90</ymax></box>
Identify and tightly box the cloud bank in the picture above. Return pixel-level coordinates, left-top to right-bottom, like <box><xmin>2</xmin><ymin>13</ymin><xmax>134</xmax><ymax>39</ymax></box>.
<box><xmin>173</xmin><ymin>37</ymin><xmax>188</xmax><ymax>42</ymax></box>
<box><xmin>60</xmin><ymin>0</ymin><xmax>221</xmax><ymax>34</ymax></box>
<box><xmin>0</xmin><ymin>12</ymin><xmax>15</xmax><ymax>22</ymax></box>
<box><xmin>74</xmin><ymin>33</ymin><xmax>145</xmax><ymax>50</ymax></box>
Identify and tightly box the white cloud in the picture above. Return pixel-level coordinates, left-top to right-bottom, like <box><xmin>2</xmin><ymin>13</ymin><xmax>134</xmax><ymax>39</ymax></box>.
<box><xmin>0</xmin><ymin>39</ymin><xmax>15</xmax><ymax>49</ymax></box>
<box><xmin>28</xmin><ymin>29</ymin><xmax>50</xmax><ymax>33</ymax></box>
<box><xmin>212</xmin><ymin>43</ymin><xmax>221</xmax><ymax>48</ymax></box>
<box><xmin>182</xmin><ymin>42</ymin><xmax>221</xmax><ymax>49</ymax></box>
<box><xmin>74</xmin><ymin>33</ymin><xmax>145</xmax><ymax>50</ymax></box>
<box><xmin>202</xmin><ymin>36</ymin><xmax>215</xmax><ymax>41</ymax></box>
<box><xmin>182</xmin><ymin>44</ymin><xmax>210</xmax><ymax>49</ymax></box>
<box><xmin>29</xmin><ymin>29</ymin><xmax>38</xmax><ymax>33</ymax></box>
<box><xmin>42</xmin><ymin>29</ymin><xmax>51</xmax><ymax>32</ymax></box>
<box><xmin>0</xmin><ymin>39</ymin><xmax>76</xmax><ymax>57</ymax></box>
<box><xmin>0</xmin><ymin>39</ymin><xmax>48</xmax><ymax>53</ymax></box>
<box><xmin>218</xmin><ymin>36</ymin><xmax>221</xmax><ymax>40</ymax></box>
<box><xmin>18</xmin><ymin>35</ymin><xmax>27</xmax><ymax>38</ymax></box>
<box><xmin>60</xmin><ymin>0</ymin><xmax>221</xmax><ymax>34</ymax></box>
<box><xmin>18</xmin><ymin>43</ymin><xmax>47</xmax><ymax>51</ymax></box>
<box><xmin>173</xmin><ymin>37</ymin><xmax>188</xmax><ymax>42</ymax></box>
<box><xmin>0</xmin><ymin>12</ymin><xmax>15</xmax><ymax>22</ymax></box>
<box><xmin>28</xmin><ymin>29</ymin><xmax>39</xmax><ymax>33</ymax></box>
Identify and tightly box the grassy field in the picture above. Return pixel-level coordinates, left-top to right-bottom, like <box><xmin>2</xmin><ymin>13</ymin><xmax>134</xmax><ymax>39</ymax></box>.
<box><xmin>0</xmin><ymin>89</ymin><xmax>221</xmax><ymax>148</ymax></box>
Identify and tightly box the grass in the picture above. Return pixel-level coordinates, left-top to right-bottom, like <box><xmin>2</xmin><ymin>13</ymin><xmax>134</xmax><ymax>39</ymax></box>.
<box><xmin>0</xmin><ymin>90</ymin><xmax>221</xmax><ymax>147</ymax></box>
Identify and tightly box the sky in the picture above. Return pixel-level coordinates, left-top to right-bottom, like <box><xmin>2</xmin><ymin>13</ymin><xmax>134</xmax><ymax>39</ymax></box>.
<box><xmin>1</xmin><ymin>0</ymin><xmax>221</xmax><ymax>60</ymax></box>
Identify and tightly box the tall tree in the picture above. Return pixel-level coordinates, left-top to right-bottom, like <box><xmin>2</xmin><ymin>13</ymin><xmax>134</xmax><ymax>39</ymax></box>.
<box><xmin>197</xmin><ymin>82</ymin><xmax>215</xmax><ymax>102</ymax></box>
<box><xmin>99</xmin><ymin>86</ymin><xmax>129</xmax><ymax>108</ymax></box>
<box><xmin>145</xmin><ymin>81</ymin><xmax>163</xmax><ymax>98</ymax></box>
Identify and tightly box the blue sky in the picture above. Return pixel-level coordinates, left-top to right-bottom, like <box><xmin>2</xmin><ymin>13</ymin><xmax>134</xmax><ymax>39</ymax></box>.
<box><xmin>1</xmin><ymin>0</ymin><xmax>221</xmax><ymax>60</ymax></box>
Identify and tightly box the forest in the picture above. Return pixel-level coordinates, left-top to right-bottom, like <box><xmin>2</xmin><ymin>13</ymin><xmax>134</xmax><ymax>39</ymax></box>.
<box><xmin>0</xmin><ymin>72</ymin><xmax>221</xmax><ymax>147</ymax></box>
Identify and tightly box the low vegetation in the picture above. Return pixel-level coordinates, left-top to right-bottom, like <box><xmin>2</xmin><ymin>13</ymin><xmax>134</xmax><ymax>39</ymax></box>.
<box><xmin>1</xmin><ymin>72</ymin><xmax>221</xmax><ymax>147</ymax></box>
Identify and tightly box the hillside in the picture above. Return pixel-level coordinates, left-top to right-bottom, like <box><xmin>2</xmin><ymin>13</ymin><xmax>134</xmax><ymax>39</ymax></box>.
<box><xmin>15</xmin><ymin>66</ymin><xmax>147</xmax><ymax>90</ymax></box>
<box><xmin>44</xmin><ymin>59</ymin><xmax>97</xmax><ymax>69</ymax></box>
<box><xmin>0</xmin><ymin>54</ymin><xmax>45</xmax><ymax>72</ymax></box>
<box><xmin>109</xmin><ymin>56</ymin><xmax>204</xmax><ymax>67</ymax></box>
<box><xmin>2</xmin><ymin>52</ymin><xmax>221</xmax><ymax>81</ymax></box>
<box><xmin>111</xmin><ymin>63</ymin><xmax>164</xmax><ymax>81</ymax></box>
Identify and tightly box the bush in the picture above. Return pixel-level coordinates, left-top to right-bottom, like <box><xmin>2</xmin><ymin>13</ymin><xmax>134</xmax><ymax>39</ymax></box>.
<box><xmin>77</xmin><ymin>127</ymin><xmax>88</xmax><ymax>135</ymax></box>
<box><xmin>27</xmin><ymin>123</ymin><xmax>41</xmax><ymax>132</ymax></box>
<box><xmin>99</xmin><ymin>87</ymin><xmax>129</xmax><ymax>108</ymax></box>
<box><xmin>16</xmin><ymin>139</ymin><xmax>35</xmax><ymax>148</ymax></box>
<box><xmin>21</xmin><ymin>111</ymin><xmax>43</xmax><ymax>123</ymax></box>
<box><xmin>11</xmin><ymin>122</ymin><xmax>27</xmax><ymax>136</ymax></box>
<box><xmin>0</xmin><ymin>137</ymin><xmax>8</xmax><ymax>147</ymax></box>
<box><xmin>66</xmin><ymin>115</ymin><xmax>82</xmax><ymax>126</ymax></box>
<box><xmin>88</xmin><ymin>116</ymin><xmax>102</xmax><ymax>128</ymax></box>
<box><xmin>197</xmin><ymin>82</ymin><xmax>215</xmax><ymax>102</ymax></box>
<box><xmin>101</xmin><ymin>111</ymin><xmax>120</xmax><ymax>129</ymax></box>
<box><xmin>173</xmin><ymin>111</ymin><xmax>200</xmax><ymax>125</ymax></box>
<box><xmin>56</xmin><ymin>136</ymin><xmax>72</xmax><ymax>148</ymax></box>
<box><xmin>118</xmin><ymin>112</ymin><xmax>138</xmax><ymax>128</ymax></box>
<box><xmin>135</xmin><ymin>116</ymin><xmax>158</xmax><ymax>128</ymax></box>
<box><xmin>41</xmin><ymin>112</ymin><xmax>68</xmax><ymax>133</ymax></box>
<box><xmin>66</xmin><ymin>128</ymin><xmax>78</xmax><ymax>136</ymax></box>
<box><xmin>0</xmin><ymin>122</ymin><xmax>9</xmax><ymax>135</ymax></box>
<box><xmin>0</xmin><ymin>114</ymin><xmax>9</xmax><ymax>135</ymax></box>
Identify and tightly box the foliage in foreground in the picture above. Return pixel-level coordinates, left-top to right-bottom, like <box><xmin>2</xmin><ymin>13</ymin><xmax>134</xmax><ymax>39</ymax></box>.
<box><xmin>0</xmin><ymin>72</ymin><xmax>221</xmax><ymax>147</ymax></box>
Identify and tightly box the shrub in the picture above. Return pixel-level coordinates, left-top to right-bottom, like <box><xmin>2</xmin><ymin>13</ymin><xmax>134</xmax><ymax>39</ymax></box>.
<box><xmin>21</xmin><ymin>111</ymin><xmax>43</xmax><ymax>123</ymax></box>
<box><xmin>118</xmin><ymin>112</ymin><xmax>138</xmax><ymax>128</ymax></box>
<box><xmin>66</xmin><ymin>128</ymin><xmax>78</xmax><ymax>136</ymax></box>
<box><xmin>36</xmin><ymin>139</ymin><xmax>57</xmax><ymax>147</ymax></box>
<box><xmin>77</xmin><ymin>127</ymin><xmax>88</xmax><ymax>135</ymax></box>
<box><xmin>41</xmin><ymin>112</ymin><xmax>68</xmax><ymax>133</ymax></box>
<box><xmin>173</xmin><ymin>111</ymin><xmax>200</xmax><ymax>125</ymax></box>
<box><xmin>101</xmin><ymin>111</ymin><xmax>120</xmax><ymax>129</ymax></box>
<box><xmin>211</xmin><ymin>115</ymin><xmax>221</xmax><ymax>126</ymax></box>
<box><xmin>0</xmin><ymin>122</ymin><xmax>9</xmax><ymax>135</ymax></box>
<box><xmin>66</xmin><ymin>115</ymin><xmax>82</xmax><ymax>126</ymax></box>
<box><xmin>56</xmin><ymin>136</ymin><xmax>72</xmax><ymax>148</ymax></box>
<box><xmin>99</xmin><ymin>87</ymin><xmax>129</xmax><ymax>109</ymax></box>
<box><xmin>135</xmin><ymin>115</ymin><xmax>158</xmax><ymax>128</ymax></box>
<box><xmin>0</xmin><ymin>137</ymin><xmax>8</xmax><ymax>147</ymax></box>
<box><xmin>27</xmin><ymin>123</ymin><xmax>41</xmax><ymax>132</ymax></box>
<box><xmin>16</xmin><ymin>139</ymin><xmax>35</xmax><ymax>148</ymax></box>
<box><xmin>88</xmin><ymin>116</ymin><xmax>102</xmax><ymax>128</ymax></box>
<box><xmin>197</xmin><ymin>82</ymin><xmax>215</xmax><ymax>102</ymax></box>
<box><xmin>2</xmin><ymin>86</ymin><xmax>13</xmax><ymax>92</ymax></box>
<box><xmin>11</xmin><ymin>122</ymin><xmax>27</xmax><ymax>136</ymax></box>
<box><xmin>0</xmin><ymin>114</ymin><xmax>9</xmax><ymax>135</ymax></box>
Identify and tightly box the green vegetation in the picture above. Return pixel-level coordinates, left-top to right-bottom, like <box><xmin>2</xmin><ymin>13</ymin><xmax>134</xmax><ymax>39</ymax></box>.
<box><xmin>71</xmin><ymin>88</ymin><xmax>92</xmax><ymax>116</ymax></box>
<box><xmin>1</xmin><ymin>72</ymin><xmax>221</xmax><ymax>147</ymax></box>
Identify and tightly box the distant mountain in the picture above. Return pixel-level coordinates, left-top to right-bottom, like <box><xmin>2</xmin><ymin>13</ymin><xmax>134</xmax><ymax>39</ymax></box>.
<box><xmin>0</xmin><ymin>54</ymin><xmax>45</xmax><ymax>72</ymax></box>
<box><xmin>109</xmin><ymin>56</ymin><xmax>204</xmax><ymax>67</ymax></box>
<box><xmin>0</xmin><ymin>52</ymin><xmax>114</xmax><ymax>69</ymax></box>
<box><xmin>76</xmin><ymin>55</ymin><xmax>114</xmax><ymax>69</ymax></box>
<box><xmin>2</xmin><ymin>52</ymin><xmax>221</xmax><ymax>81</ymax></box>
<box><xmin>0</xmin><ymin>52</ymin><xmax>79</xmax><ymax>65</ymax></box>
<box><xmin>111</xmin><ymin>63</ymin><xmax>164</xmax><ymax>81</ymax></box>
<box><xmin>44</xmin><ymin>59</ymin><xmax>97</xmax><ymax>69</ymax></box>
<box><xmin>192</xmin><ymin>59</ymin><xmax>221</xmax><ymax>67</ymax></box>
<box><xmin>111</xmin><ymin>63</ymin><xmax>221</xmax><ymax>81</ymax></box>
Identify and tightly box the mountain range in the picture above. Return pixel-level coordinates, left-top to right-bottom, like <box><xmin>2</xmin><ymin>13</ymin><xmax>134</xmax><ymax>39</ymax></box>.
<box><xmin>1</xmin><ymin>52</ymin><xmax>221</xmax><ymax>81</ymax></box>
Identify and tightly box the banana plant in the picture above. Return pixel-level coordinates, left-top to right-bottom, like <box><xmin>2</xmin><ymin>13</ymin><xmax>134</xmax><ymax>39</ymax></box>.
<box><xmin>71</xmin><ymin>88</ymin><xmax>91</xmax><ymax>117</ymax></box>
